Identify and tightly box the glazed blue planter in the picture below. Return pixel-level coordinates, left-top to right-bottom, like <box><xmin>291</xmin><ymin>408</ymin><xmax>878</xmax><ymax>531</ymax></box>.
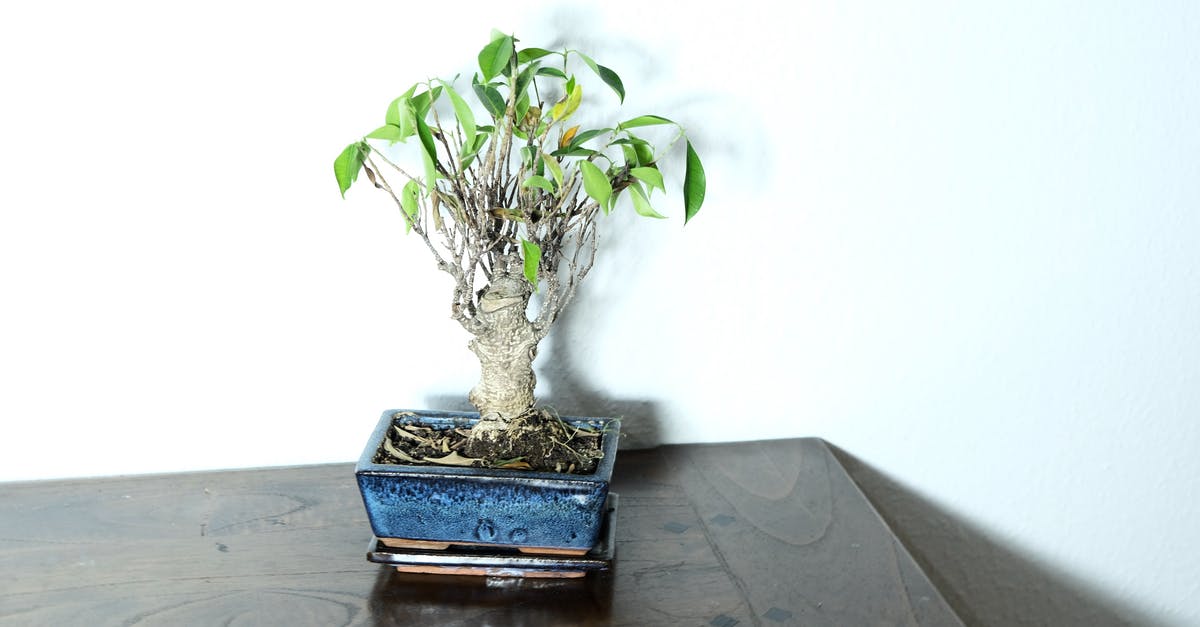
<box><xmin>355</xmin><ymin>409</ymin><xmax>620</xmax><ymax>553</ymax></box>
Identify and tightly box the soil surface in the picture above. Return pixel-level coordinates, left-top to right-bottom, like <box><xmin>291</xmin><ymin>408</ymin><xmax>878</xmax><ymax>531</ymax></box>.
<box><xmin>372</xmin><ymin>409</ymin><xmax>606</xmax><ymax>474</ymax></box>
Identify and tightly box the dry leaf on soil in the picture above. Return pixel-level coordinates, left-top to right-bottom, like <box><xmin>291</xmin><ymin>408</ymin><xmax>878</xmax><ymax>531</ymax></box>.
<box><xmin>422</xmin><ymin>452</ymin><xmax>482</xmax><ymax>467</ymax></box>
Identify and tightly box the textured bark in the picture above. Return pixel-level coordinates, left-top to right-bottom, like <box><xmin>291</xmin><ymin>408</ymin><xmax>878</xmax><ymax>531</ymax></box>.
<box><xmin>467</xmin><ymin>265</ymin><xmax>539</xmax><ymax>425</ymax></box>
<box><xmin>462</xmin><ymin>258</ymin><xmax>605</xmax><ymax>466</ymax></box>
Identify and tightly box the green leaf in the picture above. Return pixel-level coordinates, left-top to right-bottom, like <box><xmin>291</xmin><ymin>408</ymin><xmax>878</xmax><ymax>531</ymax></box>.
<box><xmin>523</xmin><ymin>174</ymin><xmax>556</xmax><ymax>194</ymax></box>
<box><xmin>478</xmin><ymin>35</ymin><xmax>514</xmax><ymax>82</ymax></box>
<box><xmin>473</xmin><ymin>83</ymin><xmax>506</xmax><ymax>118</ymax></box>
<box><xmin>619</xmin><ymin>143</ymin><xmax>637</xmax><ymax>165</ymax></box>
<box><xmin>517</xmin><ymin>47</ymin><xmax>555</xmax><ymax>63</ymax></box>
<box><xmin>575</xmin><ymin>53</ymin><xmax>624</xmax><ymax>102</ymax></box>
<box><xmin>683</xmin><ymin>140</ymin><xmax>706</xmax><ymax>224</ymax></box>
<box><xmin>520</xmin><ymin>145</ymin><xmax>537</xmax><ymax>170</ymax></box>
<box><xmin>575</xmin><ymin>52</ymin><xmax>599</xmax><ymax>73</ymax></box>
<box><xmin>421</xmin><ymin>148</ymin><xmax>438</xmax><ymax>194</ymax></box>
<box><xmin>400</xmin><ymin>180</ymin><xmax>420</xmax><ymax>232</ymax></box>
<box><xmin>334</xmin><ymin>142</ymin><xmax>366</xmax><ymax>199</ymax></box>
<box><xmin>550</xmin><ymin>146</ymin><xmax>597</xmax><ymax>158</ymax></box>
<box><xmin>441</xmin><ymin>82</ymin><xmax>476</xmax><ymax>141</ymax></box>
<box><xmin>630</xmin><ymin>181</ymin><xmax>667</xmax><ymax>219</ymax></box>
<box><xmin>618</xmin><ymin>115</ymin><xmax>675</xmax><ymax>130</ymax></box>
<box><xmin>514</xmin><ymin>62</ymin><xmax>539</xmax><ymax>98</ymax></box>
<box><xmin>630</xmin><ymin>167</ymin><xmax>665</xmax><ymax>193</ymax></box>
<box><xmin>515</xmin><ymin>91</ymin><xmax>531</xmax><ymax>127</ymax></box>
<box><xmin>415</xmin><ymin>115</ymin><xmax>437</xmax><ymax>163</ymax></box>
<box><xmin>542</xmin><ymin>153</ymin><xmax>563</xmax><ymax>188</ymax></box>
<box><xmin>385</xmin><ymin>97</ymin><xmax>403</xmax><ymax>127</ymax></box>
<box><xmin>365</xmin><ymin>124</ymin><xmax>404</xmax><ymax>142</ymax></box>
<box><xmin>385</xmin><ymin>85</ymin><xmax>418</xmax><ymax>127</ymax></box>
<box><xmin>578</xmin><ymin>160</ymin><xmax>612</xmax><ymax>206</ymax></box>
<box><xmin>410</xmin><ymin>87</ymin><xmax>441</xmax><ymax>119</ymax></box>
<box><xmin>461</xmin><ymin>131</ymin><xmax>488</xmax><ymax>165</ymax></box>
<box><xmin>520</xmin><ymin>238</ymin><xmax>541</xmax><ymax>289</ymax></box>
<box><xmin>416</xmin><ymin>113</ymin><xmax>440</xmax><ymax>189</ymax></box>
<box><xmin>389</xmin><ymin>99</ymin><xmax>417</xmax><ymax>141</ymax></box>
<box><xmin>566</xmin><ymin>128</ymin><xmax>610</xmax><ymax>148</ymax></box>
<box><xmin>614</xmin><ymin>136</ymin><xmax>655</xmax><ymax>166</ymax></box>
<box><xmin>596</xmin><ymin>65</ymin><xmax>624</xmax><ymax>102</ymax></box>
<box><xmin>634</xmin><ymin>140</ymin><xmax>655</xmax><ymax>166</ymax></box>
<box><xmin>536</xmin><ymin>67</ymin><xmax>567</xmax><ymax>80</ymax></box>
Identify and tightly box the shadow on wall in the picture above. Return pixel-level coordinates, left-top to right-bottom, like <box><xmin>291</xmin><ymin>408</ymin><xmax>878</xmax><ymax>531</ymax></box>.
<box><xmin>529</xmin><ymin>4</ymin><xmax>768</xmax><ymax>189</ymax></box>
<box><xmin>535</xmin><ymin>302</ymin><xmax>663</xmax><ymax>451</ymax></box>
<box><xmin>829</xmin><ymin>445</ymin><xmax>1165</xmax><ymax>627</ymax></box>
<box><xmin>423</xmin><ymin>296</ymin><xmax>664</xmax><ymax>452</ymax></box>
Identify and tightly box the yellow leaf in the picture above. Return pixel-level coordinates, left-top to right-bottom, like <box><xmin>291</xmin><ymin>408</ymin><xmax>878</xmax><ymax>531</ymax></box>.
<box><xmin>489</xmin><ymin>206</ymin><xmax>523</xmax><ymax>221</ymax></box>
<box><xmin>564</xmin><ymin>83</ymin><xmax>583</xmax><ymax>118</ymax></box>
<box><xmin>559</xmin><ymin>125</ymin><xmax>580</xmax><ymax>149</ymax></box>
<box><xmin>550</xmin><ymin>84</ymin><xmax>583</xmax><ymax>122</ymax></box>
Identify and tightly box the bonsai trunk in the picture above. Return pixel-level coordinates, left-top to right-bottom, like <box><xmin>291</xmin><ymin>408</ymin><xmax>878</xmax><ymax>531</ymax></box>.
<box><xmin>468</xmin><ymin>303</ymin><xmax>538</xmax><ymax>422</ymax></box>
<box><xmin>455</xmin><ymin>257</ymin><xmax>602</xmax><ymax>470</ymax></box>
<box><xmin>467</xmin><ymin>262</ymin><xmax>540</xmax><ymax>441</ymax></box>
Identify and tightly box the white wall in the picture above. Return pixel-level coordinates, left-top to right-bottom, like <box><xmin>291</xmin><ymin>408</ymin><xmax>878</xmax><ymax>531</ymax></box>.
<box><xmin>2</xmin><ymin>1</ymin><xmax>1198</xmax><ymax>624</ymax></box>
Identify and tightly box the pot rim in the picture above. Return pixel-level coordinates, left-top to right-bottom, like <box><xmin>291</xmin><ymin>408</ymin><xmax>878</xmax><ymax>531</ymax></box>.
<box><xmin>355</xmin><ymin>408</ymin><xmax>621</xmax><ymax>482</ymax></box>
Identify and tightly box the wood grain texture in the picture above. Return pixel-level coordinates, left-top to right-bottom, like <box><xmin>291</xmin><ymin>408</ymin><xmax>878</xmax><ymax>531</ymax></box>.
<box><xmin>0</xmin><ymin>439</ymin><xmax>962</xmax><ymax>626</ymax></box>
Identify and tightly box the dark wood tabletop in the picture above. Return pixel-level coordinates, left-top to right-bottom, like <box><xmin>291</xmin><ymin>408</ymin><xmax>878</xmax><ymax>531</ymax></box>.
<box><xmin>0</xmin><ymin>438</ymin><xmax>962</xmax><ymax>626</ymax></box>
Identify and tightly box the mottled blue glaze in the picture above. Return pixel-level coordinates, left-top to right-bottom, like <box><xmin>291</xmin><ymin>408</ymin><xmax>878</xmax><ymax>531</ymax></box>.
<box><xmin>355</xmin><ymin>409</ymin><xmax>620</xmax><ymax>551</ymax></box>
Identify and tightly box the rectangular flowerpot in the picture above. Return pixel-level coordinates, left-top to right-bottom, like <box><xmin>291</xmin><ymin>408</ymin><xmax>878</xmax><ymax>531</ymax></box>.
<box><xmin>355</xmin><ymin>409</ymin><xmax>620</xmax><ymax>553</ymax></box>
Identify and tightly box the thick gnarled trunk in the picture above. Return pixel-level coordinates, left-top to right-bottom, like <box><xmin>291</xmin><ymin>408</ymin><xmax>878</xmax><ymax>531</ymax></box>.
<box><xmin>468</xmin><ymin>313</ymin><xmax>538</xmax><ymax>421</ymax></box>
<box><xmin>455</xmin><ymin>259</ymin><xmax>603</xmax><ymax>469</ymax></box>
<box><xmin>467</xmin><ymin>265</ymin><xmax>539</xmax><ymax>430</ymax></box>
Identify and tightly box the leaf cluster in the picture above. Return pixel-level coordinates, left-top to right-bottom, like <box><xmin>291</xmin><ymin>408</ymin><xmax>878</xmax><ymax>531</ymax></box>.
<box><xmin>334</xmin><ymin>32</ymin><xmax>706</xmax><ymax>334</ymax></box>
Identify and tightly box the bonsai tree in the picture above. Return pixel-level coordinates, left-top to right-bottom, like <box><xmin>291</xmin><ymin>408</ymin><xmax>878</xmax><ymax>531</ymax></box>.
<box><xmin>334</xmin><ymin>32</ymin><xmax>705</xmax><ymax>470</ymax></box>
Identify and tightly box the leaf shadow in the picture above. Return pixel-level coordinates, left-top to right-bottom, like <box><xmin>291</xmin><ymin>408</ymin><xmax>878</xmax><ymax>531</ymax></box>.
<box><xmin>523</xmin><ymin>5</ymin><xmax>770</xmax><ymax>190</ymax></box>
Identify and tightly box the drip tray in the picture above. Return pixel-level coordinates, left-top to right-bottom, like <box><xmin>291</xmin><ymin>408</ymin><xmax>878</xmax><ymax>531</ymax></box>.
<box><xmin>367</xmin><ymin>493</ymin><xmax>618</xmax><ymax>578</ymax></box>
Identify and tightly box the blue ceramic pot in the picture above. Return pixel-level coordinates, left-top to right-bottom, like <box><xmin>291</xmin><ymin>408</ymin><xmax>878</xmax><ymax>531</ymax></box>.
<box><xmin>355</xmin><ymin>409</ymin><xmax>620</xmax><ymax>552</ymax></box>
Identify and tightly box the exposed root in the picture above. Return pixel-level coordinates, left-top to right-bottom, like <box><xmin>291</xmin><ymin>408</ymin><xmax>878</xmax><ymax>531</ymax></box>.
<box><xmin>375</xmin><ymin>408</ymin><xmax>604</xmax><ymax>474</ymax></box>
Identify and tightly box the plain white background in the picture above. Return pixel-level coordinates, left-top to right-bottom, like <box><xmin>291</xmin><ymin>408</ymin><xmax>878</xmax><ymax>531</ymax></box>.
<box><xmin>2</xmin><ymin>1</ymin><xmax>1198</xmax><ymax>624</ymax></box>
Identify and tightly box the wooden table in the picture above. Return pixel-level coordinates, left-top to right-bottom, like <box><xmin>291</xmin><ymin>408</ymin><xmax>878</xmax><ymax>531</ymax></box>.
<box><xmin>0</xmin><ymin>438</ymin><xmax>962</xmax><ymax>626</ymax></box>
